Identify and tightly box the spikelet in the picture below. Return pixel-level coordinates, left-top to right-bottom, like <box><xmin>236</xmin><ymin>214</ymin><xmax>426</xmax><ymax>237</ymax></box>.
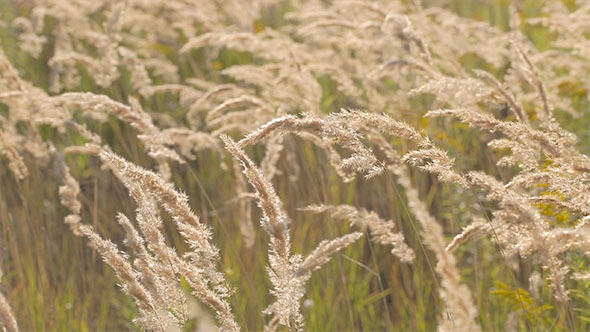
<box><xmin>295</xmin><ymin>232</ymin><xmax>363</xmax><ymax>278</ymax></box>
<box><xmin>302</xmin><ymin>204</ymin><xmax>414</xmax><ymax>263</ymax></box>
<box><xmin>80</xmin><ymin>224</ymin><xmax>179</xmax><ymax>331</ymax></box>
<box><xmin>224</xmin><ymin>135</ymin><xmax>363</xmax><ymax>330</ymax></box>
<box><xmin>239</xmin><ymin>114</ymin><xmax>383</xmax><ymax>182</ymax></box>
<box><xmin>0</xmin><ymin>133</ymin><xmax>28</xmax><ymax>180</ymax></box>
<box><xmin>0</xmin><ymin>293</ymin><xmax>19</xmax><ymax>332</ymax></box>
<box><xmin>395</xmin><ymin>167</ymin><xmax>481</xmax><ymax>332</ymax></box>
<box><xmin>57</xmin><ymin>156</ymin><xmax>82</xmax><ymax>236</ymax></box>
<box><xmin>98</xmin><ymin>151</ymin><xmax>239</xmax><ymax>331</ymax></box>
<box><xmin>116</xmin><ymin>213</ymin><xmax>188</xmax><ymax>326</ymax></box>
<box><xmin>446</xmin><ymin>219</ymin><xmax>490</xmax><ymax>253</ymax></box>
<box><xmin>0</xmin><ymin>263</ymin><xmax>18</xmax><ymax>332</ymax></box>
<box><xmin>402</xmin><ymin>138</ymin><xmax>469</xmax><ymax>187</ymax></box>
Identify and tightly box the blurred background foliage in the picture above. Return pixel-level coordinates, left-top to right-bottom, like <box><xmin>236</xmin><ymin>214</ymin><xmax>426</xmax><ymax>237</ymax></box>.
<box><xmin>0</xmin><ymin>0</ymin><xmax>588</xmax><ymax>331</ymax></box>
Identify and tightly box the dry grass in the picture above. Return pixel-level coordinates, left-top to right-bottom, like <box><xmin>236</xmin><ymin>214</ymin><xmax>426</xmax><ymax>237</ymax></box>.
<box><xmin>0</xmin><ymin>0</ymin><xmax>589</xmax><ymax>331</ymax></box>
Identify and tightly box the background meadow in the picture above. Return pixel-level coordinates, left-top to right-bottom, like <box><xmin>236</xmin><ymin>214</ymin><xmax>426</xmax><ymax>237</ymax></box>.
<box><xmin>0</xmin><ymin>0</ymin><xmax>589</xmax><ymax>331</ymax></box>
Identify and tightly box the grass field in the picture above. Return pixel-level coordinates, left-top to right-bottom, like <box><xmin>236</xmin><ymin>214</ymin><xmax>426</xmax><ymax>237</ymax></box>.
<box><xmin>0</xmin><ymin>0</ymin><xmax>589</xmax><ymax>331</ymax></box>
